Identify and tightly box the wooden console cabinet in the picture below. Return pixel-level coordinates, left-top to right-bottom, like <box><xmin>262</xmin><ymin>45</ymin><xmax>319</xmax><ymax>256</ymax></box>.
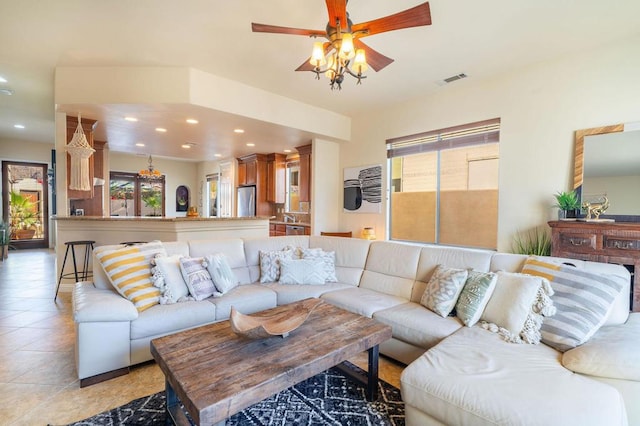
<box><xmin>549</xmin><ymin>220</ymin><xmax>640</xmax><ymax>312</ymax></box>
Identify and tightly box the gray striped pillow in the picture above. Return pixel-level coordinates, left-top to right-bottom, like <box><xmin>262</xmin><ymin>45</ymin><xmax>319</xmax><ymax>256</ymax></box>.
<box><xmin>522</xmin><ymin>257</ymin><xmax>625</xmax><ymax>352</ymax></box>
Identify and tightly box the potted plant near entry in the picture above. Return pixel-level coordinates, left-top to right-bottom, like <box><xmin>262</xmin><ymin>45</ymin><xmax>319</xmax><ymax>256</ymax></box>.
<box><xmin>554</xmin><ymin>190</ymin><xmax>581</xmax><ymax>219</ymax></box>
<box><xmin>9</xmin><ymin>191</ymin><xmax>39</xmax><ymax>239</ymax></box>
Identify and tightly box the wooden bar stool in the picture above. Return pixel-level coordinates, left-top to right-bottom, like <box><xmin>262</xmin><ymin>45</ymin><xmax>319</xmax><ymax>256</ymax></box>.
<box><xmin>54</xmin><ymin>240</ymin><xmax>95</xmax><ymax>300</ymax></box>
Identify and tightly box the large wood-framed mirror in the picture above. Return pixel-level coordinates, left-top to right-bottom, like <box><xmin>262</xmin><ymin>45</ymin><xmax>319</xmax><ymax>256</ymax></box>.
<box><xmin>574</xmin><ymin>122</ymin><xmax>640</xmax><ymax>221</ymax></box>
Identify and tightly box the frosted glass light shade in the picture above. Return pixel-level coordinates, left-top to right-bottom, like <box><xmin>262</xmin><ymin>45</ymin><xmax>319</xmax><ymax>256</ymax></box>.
<box><xmin>353</xmin><ymin>49</ymin><xmax>368</xmax><ymax>74</ymax></box>
<box><xmin>339</xmin><ymin>33</ymin><xmax>355</xmax><ymax>59</ymax></box>
<box><xmin>310</xmin><ymin>41</ymin><xmax>326</xmax><ymax>67</ymax></box>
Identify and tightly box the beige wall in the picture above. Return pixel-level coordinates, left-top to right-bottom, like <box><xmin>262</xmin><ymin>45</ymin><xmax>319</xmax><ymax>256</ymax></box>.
<box><xmin>341</xmin><ymin>34</ymin><xmax>640</xmax><ymax>251</ymax></box>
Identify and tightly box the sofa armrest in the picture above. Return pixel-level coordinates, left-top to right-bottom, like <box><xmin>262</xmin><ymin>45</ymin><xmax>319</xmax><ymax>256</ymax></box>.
<box><xmin>562</xmin><ymin>313</ymin><xmax>640</xmax><ymax>381</ymax></box>
<box><xmin>73</xmin><ymin>282</ymin><xmax>138</xmax><ymax>323</ymax></box>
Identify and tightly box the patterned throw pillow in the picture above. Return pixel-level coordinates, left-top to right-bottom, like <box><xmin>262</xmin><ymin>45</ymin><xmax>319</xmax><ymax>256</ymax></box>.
<box><xmin>279</xmin><ymin>259</ymin><xmax>327</xmax><ymax>285</ymax></box>
<box><xmin>179</xmin><ymin>257</ymin><xmax>219</xmax><ymax>301</ymax></box>
<box><xmin>205</xmin><ymin>253</ymin><xmax>239</xmax><ymax>295</ymax></box>
<box><xmin>480</xmin><ymin>271</ymin><xmax>555</xmax><ymax>344</ymax></box>
<box><xmin>259</xmin><ymin>249</ymin><xmax>294</xmax><ymax>283</ymax></box>
<box><xmin>95</xmin><ymin>240</ymin><xmax>166</xmax><ymax>312</ymax></box>
<box><xmin>151</xmin><ymin>254</ymin><xmax>190</xmax><ymax>304</ymax></box>
<box><xmin>301</xmin><ymin>248</ymin><xmax>338</xmax><ymax>282</ymax></box>
<box><xmin>522</xmin><ymin>256</ymin><xmax>625</xmax><ymax>351</ymax></box>
<box><xmin>420</xmin><ymin>265</ymin><xmax>469</xmax><ymax>317</ymax></box>
<box><xmin>455</xmin><ymin>270</ymin><xmax>497</xmax><ymax>327</ymax></box>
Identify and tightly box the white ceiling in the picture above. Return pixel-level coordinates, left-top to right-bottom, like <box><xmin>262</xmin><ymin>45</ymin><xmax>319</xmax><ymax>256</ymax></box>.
<box><xmin>1</xmin><ymin>0</ymin><xmax>640</xmax><ymax>161</ymax></box>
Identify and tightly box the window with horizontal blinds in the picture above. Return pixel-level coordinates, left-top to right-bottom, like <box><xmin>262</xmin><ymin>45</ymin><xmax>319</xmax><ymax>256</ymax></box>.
<box><xmin>387</xmin><ymin>118</ymin><xmax>500</xmax><ymax>250</ymax></box>
<box><xmin>386</xmin><ymin>118</ymin><xmax>500</xmax><ymax>158</ymax></box>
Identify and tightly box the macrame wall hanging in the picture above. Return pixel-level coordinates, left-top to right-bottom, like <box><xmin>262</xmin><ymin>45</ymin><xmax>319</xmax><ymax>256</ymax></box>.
<box><xmin>66</xmin><ymin>115</ymin><xmax>95</xmax><ymax>191</ymax></box>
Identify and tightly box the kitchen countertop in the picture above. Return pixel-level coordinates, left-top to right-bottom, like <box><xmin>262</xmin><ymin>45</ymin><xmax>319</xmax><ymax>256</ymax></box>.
<box><xmin>53</xmin><ymin>216</ymin><xmax>274</xmax><ymax>221</ymax></box>
<box><xmin>270</xmin><ymin>221</ymin><xmax>310</xmax><ymax>226</ymax></box>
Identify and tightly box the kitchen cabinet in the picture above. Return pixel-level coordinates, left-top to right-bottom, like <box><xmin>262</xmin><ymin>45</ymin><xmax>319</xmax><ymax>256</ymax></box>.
<box><xmin>296</xmin><ymin>144</ymin><xmax>312</xmax><ymax>203</ymax></box>
<box><xmin>237</xmin><ymin>154</ymin><xmax>270</xmax><ymax>216</ymax></box>
<box><xmin>267</xmin><ymin>153</ymin><xmax>286</xmax><ymax>203</ymax></box>
<box><xmin>549</xmin><ymin>220</ymin><xmax>640</xmax><ymax>312</ymax></box>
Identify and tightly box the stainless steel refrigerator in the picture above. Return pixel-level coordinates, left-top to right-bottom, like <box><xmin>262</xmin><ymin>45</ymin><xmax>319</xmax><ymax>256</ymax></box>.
<box><xmin>236</xmin><ymin>186</ymin><xmax>256</xmax><ymax>217</ymax></box>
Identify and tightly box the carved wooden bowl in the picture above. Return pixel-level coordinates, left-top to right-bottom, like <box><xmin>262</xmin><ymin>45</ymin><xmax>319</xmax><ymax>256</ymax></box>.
<box><xmin>230</xmin><ymin>298</ymin><xmax>323</xmax><ymax>339</ymax></box>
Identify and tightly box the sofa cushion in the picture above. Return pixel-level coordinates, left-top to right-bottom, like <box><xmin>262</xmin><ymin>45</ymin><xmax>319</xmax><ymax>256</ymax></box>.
<box><xmin>360</xmin><ymin>241</ymin><xmax>421</xmax><ymax>300</ymax></box>
<box><xmin>321</xmin><ymin>287</ymin><xmax>407</xmax><ymax>318</ymax></box>
<box><xmin>562</xmin><ymin>313</ymin><xmax>640</xmax><ymax>381</ymax></box>
<box><xmin>401</xmin><ymin>326</ymin><xmax>628</xmax><ymax>426</ymax></box>
<box><xmin>373</xmin><ymin>302</ymin><xmax>462</xmax><ymax>349</ymax></box>
<box><xmin>420</xmin><ymin>265</ymin><xmax>468</xmax><ymax>317</ymax></box>
<box><xmin>455</xmin><ymin>270</ymin><xmax>497</xmax><ymax>327</ymax></box>
<box><xmin>208</xmin><ymin>284</ymin><xmax>277</xmax><ymax>320</ymax></box>
<box><xmin>521</xmin><ymin>256</ymin><xmax>627</xmax><ymax>351</ymax></box>
<box><xmin>481</xmin><ymin>271</ymin><xmax>555</xmax><ymax>344</ymax></box>
<box><xmin>263</xmin><ymin>282</ymin><xmax>352</xmax><ymax>305</ymax></box>
<box><xmin>189</xmin><ymin>238</ymin><xmax>250</xmax><ymax>284</ymax></box>
<box><xmin>95</xmin><ymin>241</ymin><xmax>165</xmax><ymax>312</ymax></box>
<box><xmin>412</xmin><ymin>245</ymin><xmax>494</xmax><ymax>303</ymax></box>
<box><xmin>259</xmin><ymin>249</ymin><xmax>294</xmax><ymax>283</ymax></box>
<box><xmin>308</xmin><ymin>236</ymin><xmax>371</xmax><ymax>285</ymax></box>
<box><xmin>130</xmin><ymin>300</ymin><xmax>216</xmax><ymax>340</ymax></box>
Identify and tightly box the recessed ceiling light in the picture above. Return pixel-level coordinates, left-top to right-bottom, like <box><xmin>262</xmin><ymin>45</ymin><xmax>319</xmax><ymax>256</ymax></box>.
<box><xmin>155</xmin><ymin>127</ymin><xmax>167</xmax><ymax>133</ymax></box>
<box><xmin>214</xmin><ymin>154</ymin><xmax>222</xmax><ymax>158</ymax></box>
<box><xmin>246</xmin><ymin>143</ymin><xmax>255</xmax><ymax>147</ymax></box>
<box><xmin>234</xmin><ymin>128</ymin><xmax>245</xmax><ymax>134</ymax></box>
<box><xmin>0</xmin><ymin>76</ymin><xmax>7</xmax><ymax>83</ymax></box>
<box><xmin>124</xmin><ymin>117</ymin><xmax>138</xmax><ymax>122</ymax></box>
<box><xmin>186</xmin><ymin>119</ymin><xmax>198</xmax><ymax>124</ymax></box>
<box><xmin>181</xmin><ymin>144</ymin><xmax>191</xmax><ymax>149</ymax></box>
<box><xmin>0</xmin><ymin>88</ymin><xmax>14</xmax><ymax>96</ymax></box>
<box><xmin>284</xmin><ymin>149</ymin><xmax>292</xmax><ymax>153</ymax></box>
<box><xmin>135</xmin><ymin>142</ymin><xmax>145</xmax><ymax>147</ymax></box>
<box><xmin>14</xmin><ymin>124</ymin><xmax>25</xmax><ymax>129</ymax></box>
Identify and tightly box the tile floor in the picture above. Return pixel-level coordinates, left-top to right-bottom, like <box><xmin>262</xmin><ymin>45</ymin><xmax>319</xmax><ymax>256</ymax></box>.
<box><xmin>0</xmin><ymin>248</ymin><xmax>405</xmax><ymax>425</ymax></box>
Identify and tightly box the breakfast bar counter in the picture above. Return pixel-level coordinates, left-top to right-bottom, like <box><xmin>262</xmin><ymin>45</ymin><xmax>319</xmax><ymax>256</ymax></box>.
<box><xmin>52</xmin><ymin>215</ymin><xmax>271</xmax><ymax>292</ymax></box>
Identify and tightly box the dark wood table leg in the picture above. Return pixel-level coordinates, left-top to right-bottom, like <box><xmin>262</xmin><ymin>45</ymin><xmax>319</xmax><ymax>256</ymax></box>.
<box><xmin>366</xmin><ymin>344</ymin><xmax>380</xmax><ymax>402</ymax></box>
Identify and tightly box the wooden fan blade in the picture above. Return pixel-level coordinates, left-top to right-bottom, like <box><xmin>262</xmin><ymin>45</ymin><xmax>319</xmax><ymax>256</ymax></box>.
<box><xmin>295</xmin><ymin>42</ymin><xmax>332</xmax><ymax>71</ymax></box>
<box><xmin>352</xmin><ymin>2</ymin><xmax>431</xmax><ymax>37</ymax></box>
<box><xmin>251</xmin><ymin>23</ymin><xmax>325</xmax><ymax>37</ymax></box>
<box><xmin>325</xmin><ymin>0</ymin><xmax>348</xmax><ymax>29</ymax></box>
<box><xmin>353</xmin><ymin>39</ymin><xmax>394</xmax><ymax>72</ymax></box>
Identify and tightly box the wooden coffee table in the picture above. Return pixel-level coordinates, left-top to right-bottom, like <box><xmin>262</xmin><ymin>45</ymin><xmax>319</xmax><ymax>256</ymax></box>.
<box><xmin>151</xmin><ymin>298</ymin><xmax>392</xmax><ymax>426</ymax></box>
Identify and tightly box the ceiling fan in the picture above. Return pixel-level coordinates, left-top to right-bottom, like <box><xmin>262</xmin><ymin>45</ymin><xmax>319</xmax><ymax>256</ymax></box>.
<box><xmin>252</xmin><ymin>1</ymin><xmax>432</xmax><ymax>90</ymax></box>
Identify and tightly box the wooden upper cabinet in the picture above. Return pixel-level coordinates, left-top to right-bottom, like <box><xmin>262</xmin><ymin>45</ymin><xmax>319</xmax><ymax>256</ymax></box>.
<box><xmin>296</xmin><ymin>144</ymin><xmax>312</xmax><ymax>203</ymax></box>
<box><xmin>267</xmin><ymin>153</ymin><xmax>286</xmax><ymax>203</ymax></box>
<box><xmin>237</xmin><ymin>162</ymin><xmax>247</xmax><ymax>186</ymax></box>
<box><xmin>66</xmin><ymin>116</ymin><xmax>98</xmax><ymax>200</ymax></box>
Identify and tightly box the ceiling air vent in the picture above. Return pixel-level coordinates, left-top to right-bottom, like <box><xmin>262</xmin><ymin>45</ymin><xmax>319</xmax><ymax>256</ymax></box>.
<box><xmin>0</xmin><ymin>88</ymin><xmax>14</xmax><ymax>96</ymax></box>
<box><xmin>435</xmin><ymin>73</ymin><xmax>468</xmax><ymax>86</ymax></box>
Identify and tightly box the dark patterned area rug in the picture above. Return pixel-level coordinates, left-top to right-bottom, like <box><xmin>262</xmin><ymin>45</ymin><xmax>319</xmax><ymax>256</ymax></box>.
<box><xmin>63</xmin><ymin>363</ymin><xmax>404</xmax><ymax>425</ymax></box>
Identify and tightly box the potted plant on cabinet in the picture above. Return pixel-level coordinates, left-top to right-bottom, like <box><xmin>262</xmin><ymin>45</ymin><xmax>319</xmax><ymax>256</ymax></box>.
<box><xmin>9</xmin><ymin>191</ymin><xmax>39</xmax><ymax>239</ymax></box>
<box><xmin>554</xmin><ymin>190</ymin><xmax>581</xmax><ymax>219</ymax></box>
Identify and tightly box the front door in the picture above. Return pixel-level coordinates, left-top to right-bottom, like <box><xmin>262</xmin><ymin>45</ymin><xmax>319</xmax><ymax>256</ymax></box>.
<box><xmin>2</xmin><ymin>161</ymin><xmax>50</xmax><ymax>249</ymax></box>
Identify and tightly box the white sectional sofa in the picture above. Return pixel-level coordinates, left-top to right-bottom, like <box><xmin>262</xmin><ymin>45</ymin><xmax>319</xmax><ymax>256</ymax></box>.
<box><xmin>72</xmin><ymin>235</ymin><xmax>640</xmax><ymax>425</ymax></box>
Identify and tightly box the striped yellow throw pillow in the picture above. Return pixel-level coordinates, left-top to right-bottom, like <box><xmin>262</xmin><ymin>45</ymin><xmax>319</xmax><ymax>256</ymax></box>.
<box><xmin>96</xmin><ymin>241</ymin><xmax>166</xmax><ymax>312</ymax></box>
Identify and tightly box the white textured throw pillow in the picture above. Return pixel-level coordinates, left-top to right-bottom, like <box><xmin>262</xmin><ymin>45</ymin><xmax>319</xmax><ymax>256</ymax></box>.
<box><xmin>259</xmin><ymin>249</ymin><xmax>294</xmax><ymax>283</ymax></box>
<box><xmin>179</xmin><ymin>257</ymin><xmax>219</xmax><ymax>301</ymax></box>
<box><xmin>301</xmin><ymin>248</ymin><xmax>337</xmax><ymax>282</ymax></box>
<box><xmin>279</xmin><ymin>259</ymin><xmax>327</xmax><ymax>285</ymax></box>
<box><xmin>420</xmin><ymin>265</ymin><xmax>469</xmax><ymax>317</ymax></box>
<box><xmin>152</xmin><ymin>254</ymin><xmax>190</xmax><ymax>304</ymax></box>
<box><xmin>480</xmin><ymin>271</ymin><xmax>555</xmax><ymax>344</ymax></box>
<box><xmin>205</xmin><ymin>253</ymin><xmax>239</xmax><ymax>295</ymax></box>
